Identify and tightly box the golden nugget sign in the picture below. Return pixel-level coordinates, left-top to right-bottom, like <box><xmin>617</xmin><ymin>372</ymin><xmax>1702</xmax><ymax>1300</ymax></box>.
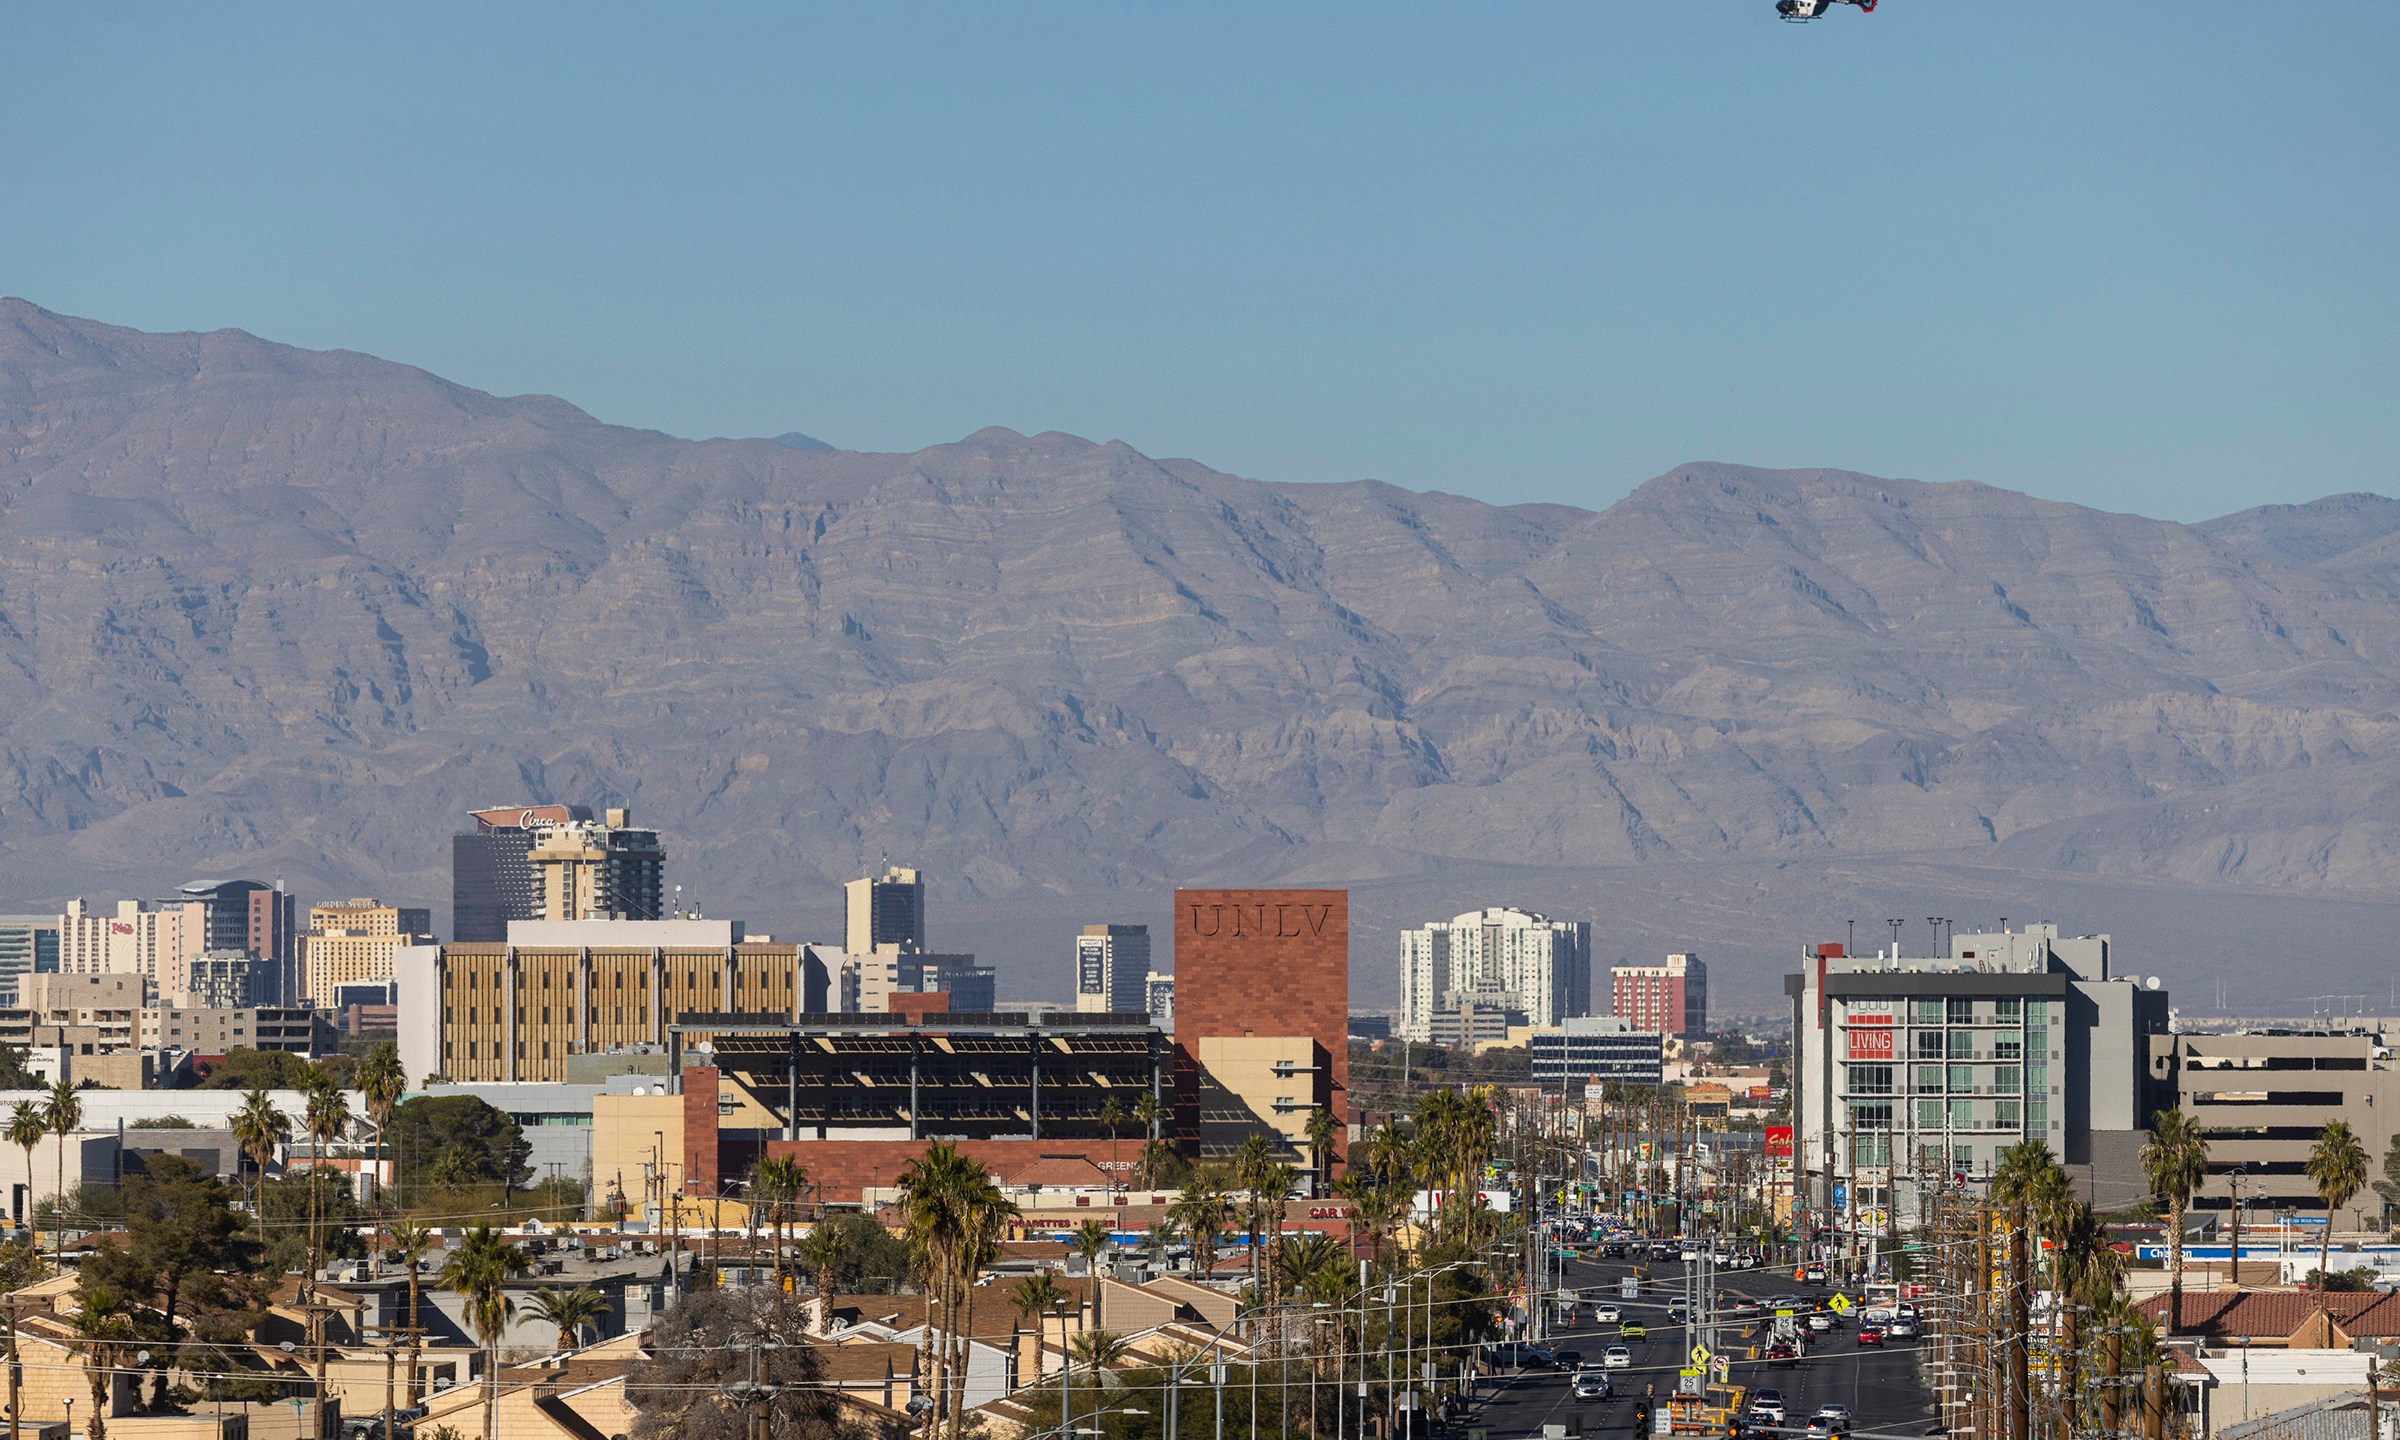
<box><xmin>1184</xmin><ymin>900</ymin><xmax>1335</xmax><ymax>939</ymax></box>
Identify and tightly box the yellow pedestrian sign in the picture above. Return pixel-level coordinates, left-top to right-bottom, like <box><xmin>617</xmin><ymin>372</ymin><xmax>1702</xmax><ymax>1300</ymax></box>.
<box><xmin>1689</xmin><ymin>1343</ymin><xmax>1713</xmax><ymax>1370</ymax></box>
<box><xmin>1828</xmin><ymin>1293</ymin><xmax>1853</xmax><ymax>1316</ymax></box>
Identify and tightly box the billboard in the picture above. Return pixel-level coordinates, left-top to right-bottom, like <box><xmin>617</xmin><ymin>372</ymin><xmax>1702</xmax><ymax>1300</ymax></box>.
<box><xmin>1845</xmin><ymin>1027</ymin><xmax>1896</xmax><ymax>1061</ymax></box>
<box><xmin>1764</xmin><ymin>1125</ymin><xmax>1794</xmax><ymax>1160</ymax></box>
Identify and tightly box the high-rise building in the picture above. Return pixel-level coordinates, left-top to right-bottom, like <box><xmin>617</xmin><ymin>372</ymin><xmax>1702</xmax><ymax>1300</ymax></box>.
<box><xmin>845</xmin><ymin>866</ymin><xmax>926</xmax><ymax>956</ymax></box>
<box><xmin>451</xmin><ymin>804</ymin><xmax>590</xmax><ymax>942</ymax></box>
<box><xmin>528</xmin><ymin>808</ymin><xmax>665</xmax><ymax>923</ymax></box>
<box><xmin>0</xmin><ymin>916</ymin><xmax>61</xmax><ymax>1007</ymax></box>
<box><xmin>1612</xmin><ymin>952</ymin><xmax>1708</xmax><ymax>1038</ymax></box>
<box><xmin>178</xmin><ymin>951</ymin><xmax>276</xmax><ymax>1009</ymax></box>
<box><xmin>57</xmin><ymin>898</ymin><xmax>207</xmax><ymax>994</ymax></box>
<box><xmin>1073</xmin><ymin>924</ymin><xmax>1150</xmax><ymax>1014</ymax></box>
<box><xmin>1172</xmin><ymin>889</ymin><xmax>1348</xmax><ymax>1171</ymax></box>
<box><xmin>1529</xmin><ymin>1016</ymin><xmax>1665</xmax><ymax>1092</ymax></box>
<box><xmin>176</xmin><ymin>880</ymin><xmax>299</xmax><ymax>1005</ymax></box>
<box><xmin>1145</xmin><ymin>970</ymin><xmax>1175</xmax><ymax>1029</ymax></box>
<box><xmin>296</xmin><ymin>899</ymin><xmax>436</xmax><ymax>1006</ymax></box>
<box><xmin>1397</xmin><ymin>907</ymin><xmax>1592</xmax><ymax>1042</ymax></box>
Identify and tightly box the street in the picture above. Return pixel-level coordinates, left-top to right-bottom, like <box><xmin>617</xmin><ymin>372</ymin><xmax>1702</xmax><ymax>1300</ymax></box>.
<box><xmin>1462</xmin><ymin>1250</ymin><xmax>1936</xmax><ymax>1440</ymax></box>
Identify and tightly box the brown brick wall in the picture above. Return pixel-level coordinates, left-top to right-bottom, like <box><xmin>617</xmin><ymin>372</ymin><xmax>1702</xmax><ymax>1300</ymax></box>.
<box><xmin>762</xmin><ymin>1137</ymin><xmax>1122</xmax><ymax>1205</ymax></box>
<box><xmin>1171</xmin><ymin>888</ymin><xmax>1348</xmax><ymax>1167</ymax></box>
<box><xmin>683</xmin><ymin>1065</ymin><xmax>720</xmax><ymax>1194</ymax></box>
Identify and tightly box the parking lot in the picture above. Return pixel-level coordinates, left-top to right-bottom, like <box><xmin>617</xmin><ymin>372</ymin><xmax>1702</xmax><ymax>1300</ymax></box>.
<box><xmin>1460</xmin><ymin>1243</ymin><xmax>1937</xmax><ymax>1440</ymax></box>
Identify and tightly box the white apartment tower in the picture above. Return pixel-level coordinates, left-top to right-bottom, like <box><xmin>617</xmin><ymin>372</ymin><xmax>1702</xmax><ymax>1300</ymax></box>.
<box><xmin>1398</xmin><ymin>906</ymin><xmax>1592</xmax><ymax>1042</ymax></box>
<box><xmin>1073</xmin><ymin>924</ymin><xmax>1150</xmax><ymax>1014</ymax></box>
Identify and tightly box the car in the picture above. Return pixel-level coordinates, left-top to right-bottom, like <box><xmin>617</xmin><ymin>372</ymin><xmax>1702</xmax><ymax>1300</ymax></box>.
<box><xmin>1729</xmin><ymin>1298</ymin><xmax>1762</xmax><ymax>1317</ymax></box>
<box><xmin>1813</xmin><ymin>1404</ymin><xmax>1854</xmax><ymax>1434</ymax></box>
<box><xmin>1602</xmin><ymin>1345</ymin><xmax>1634</xmax><ymax>1369</ymax></box>
<box><xmin>1765</xmin><ymin>1340</ymin><xmax>1798</xmax><ymax>1367</ymax></box>
<box><xmin>1619</xmin><ymin>1320</ymin><xmax>1647</xmax><ymax>1341</ymax></box>
<box><xmin>1803</xmin><ymin>1264</ymin><xmax>1828</xmax><ymax>1284</ymax></box>
<box><xmin>1524</xmin><ymin>1345</ymin><xmax>1560</xmax><ymax>1370</ymax></box>
<box><xmin>1668</xmin><ymin>1302</ymin><xmax>1691</xmax><ymax>1322</ymax></box>
<box><xmin>1574</xmin><ymin>1372</ymin><xmax>1613</xmax><ymax>1400</ymax></box>
<box><xmin>1593</xmin><ymin>1304</ymin><xmax>1622</xmax><ymax>1324</ymax></box>
<box><xmin>1553</xmin><ymin>1350</ymin><xmax>1586</xmax><ymax>1370</ymax></box>
<box><xmin>1750</xmin><ymin>1390</ymin><xmax>1788</xmax><ymax>1425</ymax></box>
<box><xmin>1886</xmin><ymin>1317</ymin><xmax>1920</xmax><ymax>1339</ymax></box>
<box><xmin>1805</xmin><ymin>1310</ymin><xmax>1836</xmax><ymax>1333</ymax></box>
<box><xmin>1856</xmin><ymin>1325</ymin><xmax>1886</xmax><ymax>1347</ymax></box>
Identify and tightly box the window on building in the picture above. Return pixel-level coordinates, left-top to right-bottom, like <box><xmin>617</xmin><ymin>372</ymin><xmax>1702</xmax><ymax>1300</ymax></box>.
<box><xmin>1949</xmin><ymin>1098</ymin><xmax>1975</xmax><ymax>1129</ymax></box>
<box><xmin>1995</xmin><ymin>1031</ymin><xmax>2024</xmax><ymax>1060</ymax></box>
<box><xmin>1948</xmin><ymin>1031</ymin><xmax>1975</xmax><ymax>1059</ymax></box>
<box><xmin>1850</xmin><ymin>1101</ymin><xmax>1893</xmax><ymax>1130</ymax></box>
<box><xmin>1915</xmin><ymin>1032</ymin><xmax>1947</xmax><ymax>1060</ymax></box>
<box><xmin>1849</xmin><ymin>1065</ymin><xmax>1893</xmax><ymax>1095</ymax></box>
<box><xmin>1995</xmin><ymin>997</ymin><xmax>2022</xmax><ymax>1020</ymax></box>
<box><xmin>1948</xmin><ymin>1064</ymin><xmax>1974</xmax><ymax>1093</ymax></box>
<box><xmin>1915</xmin><ymin>1064</ymin><xmax>1945</xmax><ymax>1092</ymax></box>
<box><xmin>1995</xmin><ymin>1066</ymin><xmax>2021</xmax><ymax>1093</ymax></box>
<box><xmin>1995</xmin><ymin>1099</ymin><xmax>2022</xmax><ymax>1129</ymax></box>
<box><xmin>1948</xmin><ymin>998</ymin><xmax>1975</xmax><ymax>1025</ymax></box>
<box><xmin>1952</xmin><ymin>1142</ymin><xmax>1975</xmax><ymax>1168</ymax></box>
<box><xmin>1913</xmin><ymin>999</ymin><xmax>1944</xmax><ymax>1025</ymax></box>
<box><xmin>1917</xmin><ymin>1099</ymin><xmax>1944</xmax><ymax>1129</ymax></box>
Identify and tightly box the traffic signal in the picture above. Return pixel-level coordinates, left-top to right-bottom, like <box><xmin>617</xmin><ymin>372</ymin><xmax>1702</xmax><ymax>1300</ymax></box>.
<box><xmin>1634</xmin><ymin>1401</ymin><xmax>1653</xmax><ymax>1433</ymax></box>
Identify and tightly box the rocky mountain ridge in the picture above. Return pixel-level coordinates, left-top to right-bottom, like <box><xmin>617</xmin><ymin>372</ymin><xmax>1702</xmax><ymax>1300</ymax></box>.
<box><xmin>4</xmin><ymin>298</ymin><xmax>2398</xmax><ymax>1004</ymax></box>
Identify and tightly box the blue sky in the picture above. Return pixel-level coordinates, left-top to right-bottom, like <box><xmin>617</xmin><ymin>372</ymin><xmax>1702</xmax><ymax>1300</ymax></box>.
<box><xmin>6</xmin><ymin>2</ymin><xmax>2394</xmax><ymax>519</ymax></box>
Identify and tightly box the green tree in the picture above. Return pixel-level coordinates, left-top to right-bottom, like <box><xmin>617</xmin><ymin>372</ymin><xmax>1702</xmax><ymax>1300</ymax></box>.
<box><xmin>2307</xmin><ymin>1120</ymin><xmax>2371</xmax><ymax>1296</ymax></box>
<box><xmin>0</xmin><ymin>1046</ymin><xmax>36</xmax><ymax>1090</ymax></box>
<box><xmin>897</xmin><ymin>1140</ymin><xmax>1019</xmax><ymax>1440</ymax></box>
<box><xmin>128</xmin><ymin>1116</ymin><xmax>198</xmax><ymax>1130</ymax></box>
<box><xmin>2140</xmin><ymin>1110</ymin><xmax>2210</xmax><ymax>1333</ymax></box>
<box><xmin>80</xmin><ymin>1153</ymin><xmax>262</xmax><ymax>1410</ymax></box>
<box><xmin>301</xmin><ymin>1067</ymin><xmax>352</xmax><ymax>1294</ymax></box>
<box><xmin>41</xmin><ymin>1081</ymin><xmax>81</xmax><ymax>1261</ymax></box>
<box><xmin>230</xmin><ymin>1088</ymin><xmax>290</xmax><ymax>1251</ymax></box>
<box><xmin>1097</xmin><ymin>1096</ymin><xmax>1128</xmax><ymax>1180</ymax></box>
<box><xmin>6</xmin><ymin>1103</ymin><xmax>44</xmax><ymax>1235</ymax></box>
<box><xmin>1304</xmin><ymin>1107</ymin><xmax>1340</xmax><ymax>1196</ymax></box>
<box><xmin>392</xmin><ymin>1095</ymin><xmax>532</xmax><ymax>1191</ymax></box>
<box><xmin>2373</xmin><ymin>1131</ymin><xmax>2400</xmax><ymax>1223</ymax></box>
<box><xmin>1009</xmin><ymin>1272</ymin><xmax>1069</xmax><ymax>1365</ymax></box>
<box><xmin>792</xmin><ymin>1212</ymin><xmax>909</xmax><ymax>1295</ymax></box>
<box><xmin>1169</xmin><ymin>1179</ymin><xmax>1231</xmax><ymax>1280</ymax></box>
<box><xmin>355</xmin><ymin>1041</ymin><xmax>407</xmax><ymax>1179</ymax></box>
<box><xmin>524</xmin><ymin>1284</ymin><xmax>608</xmax><ymax>1352</ymax></box>
<box><xmin>1131</xmin><ymin>1093</ymin><xmax>1162</xmax><ymax>1187</ymax></box>
<box><xmin>751</xmin><ymin>1155</ymin><xmax>807</xmax><ymax>1283</ymax></box>
<box><xmin>441</xmin><ymin>1224</ymin><xmax>530</xmax><ymax>1440</ymax></box>
<box><xmin>198</xmin><ymin>1049</ymin><xmax>316</xmax><ymax>1091</ymax></box>
<box><xmin>70</xmin><ymin>1282</ymin><xmax>136</xmax><ymax>1440</ymax></box>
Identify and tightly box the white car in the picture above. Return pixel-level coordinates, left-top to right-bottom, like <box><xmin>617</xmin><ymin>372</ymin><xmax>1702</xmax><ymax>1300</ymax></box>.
<box><xmin>1602</xmin><ymin>1345</ymin><xmax>1634</xmax><ymax>1369</ymax></box>
<box><xmin>1592</xmin><ymin>1304</ymin><xmax>1622</xmax><ymax>1324</ymax></box>
<box><xmin>1574</xmin><ymin>1371</ymin><xmax>1613</xmax><ymax>1401</ymax></box>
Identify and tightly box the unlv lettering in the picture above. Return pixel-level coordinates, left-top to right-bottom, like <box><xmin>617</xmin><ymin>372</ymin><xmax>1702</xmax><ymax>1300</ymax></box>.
<box><xmin>1189</xmin><ymin>902</ymin><xmax>1335</xmax><ymax>940</ymax></box>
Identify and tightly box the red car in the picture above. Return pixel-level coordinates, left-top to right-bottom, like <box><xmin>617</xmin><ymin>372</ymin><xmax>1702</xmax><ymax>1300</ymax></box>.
<box><xmin>1856</xmin><ymin>1326</ymin><xmax>1886</xmax><ymax>1347</ymax></box>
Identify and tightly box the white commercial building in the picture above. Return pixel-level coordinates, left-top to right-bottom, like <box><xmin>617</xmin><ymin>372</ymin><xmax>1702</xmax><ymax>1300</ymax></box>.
<box><xmin>57</xmin><ymin>897</ymin><xmax>204</xmax><ymax>990</ymax></box>
<box><xmin>1398</xmin><ymin>907</ymin><xmax>1592</xmax><ymax>1042</ymax></box>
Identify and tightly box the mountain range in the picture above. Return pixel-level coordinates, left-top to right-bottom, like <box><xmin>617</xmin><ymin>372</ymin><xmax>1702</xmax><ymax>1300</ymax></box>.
<box><xmin>5</xmin><ymin>297</ymin><xmax>2399</xmax><ymax>1012</ymax></box>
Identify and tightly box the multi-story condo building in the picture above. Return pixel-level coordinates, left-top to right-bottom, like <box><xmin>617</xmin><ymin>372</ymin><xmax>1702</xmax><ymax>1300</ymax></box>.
<box><xmin>1788</xmin><ymin>924</ymin><xmax>2175</xmax><ymax>1224</ymax></box>
<box><xmin>1145</xmin><ymin>971</ymin><xmax>1175</xmax><ymax>1029</ymax></box>
<box><xmin>528</xmin><ymin>809</ymin><xmax>666</xmax><ymax>924</ymax></box>
<box><xmin>845</xmin><ymin>865</ymin><xmax>926</xmax><ymax>956</ymax></box>
<box><xmin>297</xmin><ymin>898</ymin><xmax>436</xmax><ymax>1005</ymax></box>
<box><xmin>453</xmin><ymin>804</ymin><xmax>588</xmax><ymax>942</ymax></box>
<box><xmin>175</xmin><ymin>880</ymin><xmax>298</xmax><ymax>1004</ymax></box>
<box><xmin>1530</xmin><ymin>1016</ymin><xmax>1666</xmax><ymax>1092</ymax></box>
<box><xmin>1612</xmin><ymin>952</ymin><xmax>1709</xmax><ymax>1038</ymax></box>
<box><xmin>1073</xmin><ymin>924</ymin><xmax>1150</xmax><ymax>1014</ymax></box>
<box><xmin>1398</xmin><ymin>907</ymin><xmax>1591</xmax><ymax>1041</ymax></box>
<box><xmin>179</xmin><ymin>951</ymin><xmax>276</xmax><ymax>1009</ymax></box>
<box><xmin>0</xmin><ymin>916</ymin><xmax>61</xmax><ymax>1007</ymax></box>
<box><xmin>2169</xmin><ymin>1028</ymin><xmax>2400</xmax><ymax>1231</ymax></box>
<box><xmin>396</xmin><ymin>918</ymin><xmax>836</xmax><ymax>1085</ymax></box>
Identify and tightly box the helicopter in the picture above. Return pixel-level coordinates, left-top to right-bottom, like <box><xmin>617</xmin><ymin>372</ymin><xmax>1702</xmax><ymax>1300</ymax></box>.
<box><xmin>1777</xmin><ymin>0</ymin><xmax>1876</xmax><ymax>18</ymax></box>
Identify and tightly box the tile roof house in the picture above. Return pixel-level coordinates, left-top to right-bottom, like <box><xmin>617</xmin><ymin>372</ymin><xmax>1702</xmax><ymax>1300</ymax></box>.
<box><xmin>2137</xmin><ymin>1290</ymin><xmax>2400</xmax><ymax>1347</ymax></box>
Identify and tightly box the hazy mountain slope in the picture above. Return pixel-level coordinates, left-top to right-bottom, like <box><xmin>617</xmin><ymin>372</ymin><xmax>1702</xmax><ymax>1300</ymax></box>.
<box><xmin>5</xmin><ymin>297</ymin><xmax>2400</xmax><ymax>1006</ymax></box>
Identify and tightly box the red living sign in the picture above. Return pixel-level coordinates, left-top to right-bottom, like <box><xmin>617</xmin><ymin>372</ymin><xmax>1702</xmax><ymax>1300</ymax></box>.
<box><xmin>1846</xmin><ymin>1028</ymin><xmax>1895</xmax><ymax>1061</ymax></box>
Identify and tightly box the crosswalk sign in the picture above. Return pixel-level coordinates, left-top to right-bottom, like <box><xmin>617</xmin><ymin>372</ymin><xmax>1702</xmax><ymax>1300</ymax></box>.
<box><xmin>1689</xmin><ymin>1344</ymin><xmax>1713</xmax><ymax>1369</ymax></box>
<box><xmin>1828</xmin><ymin>1294</ymin><xmax>1853</xmax><ymax>1315</ymax></box>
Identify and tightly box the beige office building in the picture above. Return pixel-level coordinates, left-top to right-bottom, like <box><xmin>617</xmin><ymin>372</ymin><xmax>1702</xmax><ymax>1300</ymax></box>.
<box><xmin>57</xmin><ymin>898</ymin><xmax>203</xmax><ymax>990</ymax></box>
<box><xmin>297</xmin><ymin>899</ymin><xmax>434</xmax><ymax>1005</ymax></box>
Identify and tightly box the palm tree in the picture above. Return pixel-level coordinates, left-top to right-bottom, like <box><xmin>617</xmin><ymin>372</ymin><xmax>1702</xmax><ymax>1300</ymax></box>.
<box><xmin>1010</xmin><ymin>1272</ymin><xmax>1068</xmax><ymax>1376</ymax></box>
<box><xmin>302</xmin><ymin>1068</ymin><xmax>352</xmax><ymax>1294</ymax></box>
<box><xmin>2140</xmin><ymin>1110</ymin><xmax>2210</xmax><ymax>1332</ymax></box>
<box><xmin>897</xmin><ymin>1141</ymin><xmax>1020</xmax><ymax>1440</ymax></box>
<box><xmin>40</xmin><ymin>1081</ymin><xmax>79</xmax><ymax>1261</ymax></box>
<box><xmin>1097</xmin><ymin>1097</ymin><xmax>1128</xmax><ymax>1183</ymax></box>
<box><xmin>1132</xmin><ymin>1093</ymin><xmax>1162</xmax><ymax>1187</ymax></box>
<box><xmin>231</xmin><ymin>1088</ymin><xmax>290</xmax><ymax>1251</ymax></box>
<box><xmin>753</xmin><ymin>1155</ymin><xmax>807</xmax><ymax>1283</ymax></box>
<box><xmin>72</xmin><ymin>1282</ymin><xmax>135</xmax><ymax>1440</ymax></box>
<box><xmin>2307</xmin><ymin>1119</ymin><xmax>2371</xmax><ymax>1298</ymax></box>
<box><xmin>795</xmin><ymin>1220</ymin><xmax>846</xmax><ymax>1298</ymax></box>
<box><xmin>440</xmin><ymin>1224</ymin><xmax>529</xmax><ymax>1440</ymax></box>
<box><xmin>1304</xmin><ymin>1106</ymin><xmax>1340</xmax><ymax>1197</ymax></box>
<box><xmin>1143</xmin><ymin>1219</ymin><xmax>1180</xmax><ymax>1275</ymax></box>
<box><xmin>1070</xmin><ymin>1218</ymin><xmax>1113</xmax><ymax>1289</ymax></box>
<box><xmin>5</xmin><ymin>1104</ymin><xmax>43</xmax><ymax>1235</ymax></box>
<box><xmin>523</xmin><ymin>1284</ymin><xmax>607</xmax><ymax>1353</ymax></box>
<box><xmin>385</xmin><ymin>1217</ymin><xmax>435</xmax><ymax>1404</ymax></box>
<box><xmin>355</xmin><ymin>1042</ymin><xmax>405</xmax><ymax>1204</ymax></box>
<box><xmin>1169</xmin><ymin>1178</ymin><xmax>1231</xmax><ymax>1280</ymax></box>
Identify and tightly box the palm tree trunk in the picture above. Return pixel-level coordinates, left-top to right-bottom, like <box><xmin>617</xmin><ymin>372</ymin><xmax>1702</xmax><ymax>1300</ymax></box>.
<box><xmin>483</xmin><ymin>1330</ymin><xmax>499</xmax><ymax>1440</ymax></box>
<box><xmin>2168</xmin><ymin>1194</ymin><xmax>2185</xmax><ymax>1334</ymax></box>
<box><xmin>406</xmin><ymin>1273</ymin><xmax>422</xmax><ymax>1404</ymax></box>
<box><xmin>2320</xmin><ymin>1212</ymin><xmax>2334</xmax><ymax>1299</ymax></box>
<box><xmin>51</xmin><ymin>1136</ymin><xmax>62</xmax><ymax>1262</ymax></box>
